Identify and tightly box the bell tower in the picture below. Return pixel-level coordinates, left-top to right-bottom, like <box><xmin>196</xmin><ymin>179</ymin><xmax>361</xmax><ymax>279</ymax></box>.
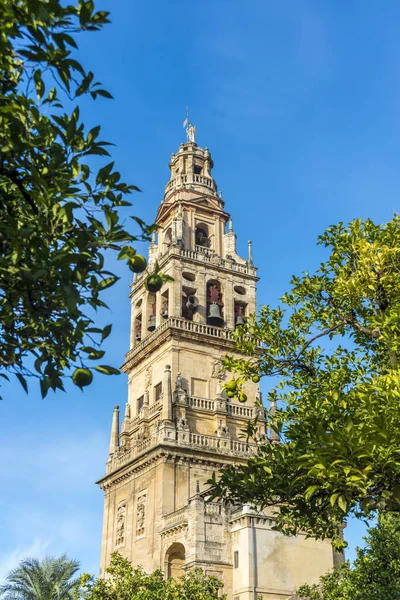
<box><xmin>97</xmin><ymin>128</ymin><xmax>336</xmax><ymax>599</ymax></box>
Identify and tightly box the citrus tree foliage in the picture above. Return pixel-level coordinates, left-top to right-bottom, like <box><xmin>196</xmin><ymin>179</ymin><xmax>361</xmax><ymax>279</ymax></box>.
<box><xmin>79</xmin><ymin>552</ymin><xmax>226</xmax><ymax>600</ymax></box>
<box><xmin>211</xmin><ymin>216</ymin><xmax>400</xmax><ymax>549</ymax></box>
<box><xmin>297</xmin><ymin>512</ymin><xmax>400</xmax><ymax>600</ymax></box>
<box><xmin>0</xmin><ymin>0</ymin><xmax>154</xmax><ymax>397</ymax></box>
<box><xmin>0</xmin><ymin>554</ymin><xmax>80</xmax><ymax>600</ymax></box>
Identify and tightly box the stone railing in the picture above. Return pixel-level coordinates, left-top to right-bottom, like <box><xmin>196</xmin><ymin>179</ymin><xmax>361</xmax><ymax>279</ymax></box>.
<box><xmin>162</xmin><ymin>506</ymin><xmax>188</xmax><ymax>530</ymax></box>
<box><xmin>188</xmin><ymin>433</ymin><xmax>253</xmax><ymax>455</ymax></box>
<box><xmin>165</xmin><ymin>173</ymin><xmax>216</xmax><ymax>194</ymax></box>
<box><xmin>180</xmin><ymin>246</ymin><xmax>253</xmax><ymax>275</ymax></box>
<box><xmin>106</xmin><ymin>431</ymin><xmax>158</xmax><ymax>474</ymax></box>
<box><xmin>227</xmin><ymin>404</ymin><xmax>254</xmax><ymax>418</ymax></box>
<box><xmin>149</xmin><ymin>401</ymin><xmax>162</xmax><ymax>416</ymax></box>
<box><xmin>131</xmin><ymin>246</ymin><xmax>256</xmax><ymax>297</ymax></box>
<box><xmin>204</xmin><ymin>502</ymin><xmax>222</xmax><ymax>517</ymax></box>
<box><xmin>106</xmin><ymin>428</ymin><xmax>256</xmax><ymax>475</ymax></box>
<box><xmin>188</xmin><ymin>396</ymin><xmax>215</xmax><ymax>411</ymax></box>
<box><xmin>188</xmin><ymin>395</ymin><xmax>256</xmax><ymax>419</ymax></box>
<box><xmin>125</xmin><ymin>317</ymin><xmax>235</xmax><ymax>363</ymax></box>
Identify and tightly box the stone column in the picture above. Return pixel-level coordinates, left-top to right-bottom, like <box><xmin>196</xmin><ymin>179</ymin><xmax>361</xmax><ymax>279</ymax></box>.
<box><xmin>224</xmin><ymin>278</ymin><xmax>234</xmax><ymax>329</ymax></box>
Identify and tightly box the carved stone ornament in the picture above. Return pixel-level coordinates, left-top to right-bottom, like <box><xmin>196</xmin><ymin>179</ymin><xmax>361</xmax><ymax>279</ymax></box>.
<box><xmin>211</xmin><ymin>359</ymin><xmax>226</xmax><ymax>380</ymax></box>
<box><xmin>136</xmin><ymin>493</ymin><xmax>146</xmax><ymax>537</ymax></box>
<box><xmin>145</xmin><ymin>366</ymin><xmax>152</xmax><ymax>390</ymax></box>
<box><xmin>115</xmin><ymin>504</ymin><xmax>126</xmax><ymax>546</ymax></box>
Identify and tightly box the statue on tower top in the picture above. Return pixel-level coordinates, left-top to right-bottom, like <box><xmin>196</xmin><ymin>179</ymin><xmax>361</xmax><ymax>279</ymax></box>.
<box><xmin>183</xmin><ymin>107</ymin><xmax>196</xmax><ymax>143</ymax></box>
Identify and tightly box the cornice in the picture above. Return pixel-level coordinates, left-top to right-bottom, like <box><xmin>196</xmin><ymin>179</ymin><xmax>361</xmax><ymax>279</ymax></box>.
<box><xmin>96</xmin><ymin>442</ymin><xmax>247</xmax><ymax>490</ymax></box>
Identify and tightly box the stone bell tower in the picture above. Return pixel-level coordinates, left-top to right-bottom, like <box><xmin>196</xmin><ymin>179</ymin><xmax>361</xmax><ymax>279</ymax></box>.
<box><xmin>97</xmin><ymin>126</ymin><xmax>335</xmax><ymax>599</ymax></box>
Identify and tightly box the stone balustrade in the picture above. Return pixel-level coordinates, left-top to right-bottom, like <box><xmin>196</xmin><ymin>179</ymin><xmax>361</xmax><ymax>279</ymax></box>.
<box><xmin>106</xmin><ymin>429</ymin><xmax>256</xmax><ymax>475</ymax></box>
<box><xmin>165</xmin><ymin>173</ymin><xmax>216</xmax><ymax>193</ymax></box>
<box><xmin>204</xmin><ymin>502</ymin><xmax>222</xmax><ymax>517</ymax></box>
<box><xmin>188</xmin><ymin>395</ymin><xmax>258</xmax><ymax>419</ymax></box>
<box><xmin>188</xmin><ymin>396</ymin><xmax>215</xmax><ymax>411</ymax></box>
<box><xmin>188</xmin><ymin>433</ymin><xmax>252</xmax><ymax>456</ymax></box>
<box><xmin>131</xmin><ymin>244</ymin><xmax>256</xmax><ymax>294</ymax></box>
<box><xmin>162</xmin><ymin>506</ymin><xmax>188</xmax><ymax>530</ymax></box>
<box><xmin>181</xmin><ymin>246</ymin><xmax>253</xmax><ymax>275</ymax></box>
<box><xmin>227</xmin><ymin>403</ymin><xmax>254</xmax><ymax>418</ymax></box>
<box><xmin>125</xmin><ymin>316</ymin><xmax>235</xmax><ymax>363</ymax></box>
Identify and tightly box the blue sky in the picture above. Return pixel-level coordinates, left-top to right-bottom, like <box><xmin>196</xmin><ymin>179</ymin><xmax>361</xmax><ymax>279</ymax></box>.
<box><xmin>1</xmin><ymin>0</ymin><xmax>399</xmax><ymax>581</ymax></box>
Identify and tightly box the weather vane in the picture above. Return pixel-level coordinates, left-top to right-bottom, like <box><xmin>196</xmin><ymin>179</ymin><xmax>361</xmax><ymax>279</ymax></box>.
<box><xmin>183</xmin><ymin>106</ymin><xmax>196</xmax><ymax>143</ymax></box>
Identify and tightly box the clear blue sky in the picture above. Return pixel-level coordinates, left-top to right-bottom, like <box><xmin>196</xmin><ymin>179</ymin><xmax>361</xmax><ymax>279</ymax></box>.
<box><xmin>1</xmin><ymin>0</ymin><xmax>399</xmax><ymax>581</ymax></box>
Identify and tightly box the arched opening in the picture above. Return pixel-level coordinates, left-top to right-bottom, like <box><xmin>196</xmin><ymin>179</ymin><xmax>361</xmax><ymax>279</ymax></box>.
<box><xmin>160</xmin><ymin>289</ymin><xmax>169</xmax><ymax>319</ymax></box>
<box><xmin>182</xmin><ymin>286</ymin><xmax>197</xmax><ymax>321</ymax></box>
<box><xmin>166</xmin><ymin>542</ymin><xmax>185</xmax><ymax>580</ymax></box>
<box><xmin>134</xmin><ymin>313</ymin><xmax>142</xmax><ymax>343</ymax></box>
<box><xmin>234</xmin><ymin>301</ymin><xmax>247</xmax><ymax>328</ymax></box>
<box><xmin>147</xmin><ymin>293</ymin><xmax>156</xmax><ymax>332</ymax></box>
<box><xmin>164</xmin><ymin>227</ymin><xmax>173</xmax><ymax>250</ymax></box>
<box><xmin>207</xmin><ymin>280</ymin><xmax>224</xmax><ymax>327</ymax></box>
<box><xmin>195</xmin><ymin>223</ymin><xmax>210</xmax><ymax>248</ymax></box>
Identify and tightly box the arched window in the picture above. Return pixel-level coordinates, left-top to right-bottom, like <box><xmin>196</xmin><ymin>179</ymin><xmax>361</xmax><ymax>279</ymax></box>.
<box><xmin>195</xmin><ymin>223</ymin><xmax>210</xmax><ymax>248</ymax></box>
<box><xmin>166</xmin><ymin>543</ymin><xmax>185</xmax><ymax>580</ymax></box>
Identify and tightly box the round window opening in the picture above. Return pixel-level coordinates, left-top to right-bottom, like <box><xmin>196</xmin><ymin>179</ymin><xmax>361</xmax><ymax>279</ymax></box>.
<box><xmin>234</xmin><ymin>285</ymin><xmax>246</xmax><ymax>295</ymax></box>
<box><xmin>182</xmin><ymin>272</ymin><xmax>196</xmax><ymax>282</ymax></box>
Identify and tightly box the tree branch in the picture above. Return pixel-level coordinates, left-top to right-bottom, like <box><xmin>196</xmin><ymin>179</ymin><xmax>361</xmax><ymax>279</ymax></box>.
<box><xmin>0</xmin><ymin>167</ymin><xmax>38</xmax><ymax>215</ymax></box>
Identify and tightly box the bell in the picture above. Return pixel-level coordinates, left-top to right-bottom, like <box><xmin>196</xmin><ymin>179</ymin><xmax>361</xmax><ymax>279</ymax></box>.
<box><xmin>208</xmin><ymin>303</ymin><xmax>224</xmax><ymax>327</ymax></box>
<box><xmin>186</xmin><ymin>294</ymin><xmax>199</xmax><ymax>310</ymax></box>
<box><xmin>160</xmin><ymin>309</ymin><xmax>168</xmax><ymax>319</ymax></box>
<box><xmin>235</xmin><ymin>315</ymin><xmax>245</xmax><ymax>326</ymax></box>
<box><xmin>147</xmin><ymin>315</ymin><xmax>156</xmax><ymax>332</ymax></box>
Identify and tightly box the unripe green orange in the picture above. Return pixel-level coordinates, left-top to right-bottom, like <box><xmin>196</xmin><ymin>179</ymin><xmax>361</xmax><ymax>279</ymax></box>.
<box><xmin>238</xmin><ymin>392</ymin><xmax>248</xmax><ymax>403</ymax></box>
<box><xmin>252</xmin><ymin>375</ymin><xmax>260</xmax><ymax>383</ymax></box>
<box><xmin>146</xmin><ymin>273</ymin><xmax>163</xmax><ymax>292</ymax></box>
<box><xmin>72</xmin><ymin>367</ymin><xmax>93</xmax><ymax>389</ymax></box>
<box><xmin>128</xmin><ymin>254</ymin><xmax>147</xmax><ymax>273</ymax></box>
<box><xmin>225</xmin><ymin>379</ymin><xmax>237</xmax><ymax>392</ymax></box>
<box><xmin>227</xmin><ymin>391</ymin><xmax>235</xmax><ymax>398</ymax></box>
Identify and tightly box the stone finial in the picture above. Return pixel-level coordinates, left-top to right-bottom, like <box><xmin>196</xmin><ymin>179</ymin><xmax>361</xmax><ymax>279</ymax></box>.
<box><xmin>109</xmin><ymin>405</ymin><xmax>120</xmax><ymax>455</ymax></box>
<box><xmin>124</xmin><ymin>402</ymin><xmax>131</xmax><ymax>419</ymax></box>
<box><xmin>151</xmin><ymin>230</ymin><xmax>156</xmax><ymax>244</ymax></box>
<box><xmin>248</xmin><ymin>240</ymin><xmax>253</xmax><ymax>266</ymax></box>
<box><xmin>228</xmin><ymin>218</ymin><xmax>233</xmax><ymax>232</ymax></box>
<box><xmin>162</xmin><ymin>365</ymin><xmax>173</xmax><ymax>421</ymax></box>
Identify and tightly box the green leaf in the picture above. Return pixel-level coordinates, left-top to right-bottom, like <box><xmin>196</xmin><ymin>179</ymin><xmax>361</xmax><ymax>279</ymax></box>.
<box><xmin>98</xmin><ymin>276</ymin><xmax>119</xmax><ymax>291</ymax></box>
<box><xmin>40</xmin><ymin>379</ymin><xmax>49</xmax><ymax>399</ymax></box>
<box><xmin>16</xmin><ymin>373</ymin><xmax>28</xmax><ymax>393</ymax></box>
<box><xmin>94</xmin><ymin>365</ymin><xmax>120</xmax><ymax>375</ymax></box>
<box><xmin>102</xmin><ymin>324</ymin><xmax>112</xmax><ymax>340</ymax></box>
<box><xmin>94</xmin><ymin>89</ymin><xmax>113</xmax><ymax>99</ymax></box>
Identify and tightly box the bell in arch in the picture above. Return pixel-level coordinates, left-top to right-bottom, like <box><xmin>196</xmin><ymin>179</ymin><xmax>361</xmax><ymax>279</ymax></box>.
<box><xmin>235</xmin><ymin>314</ymin><xmax>245</xmax><ymax>326</ymax></box>
<box><xmin>208</xmin><ymin>303</ymin><xmax>224</xmax><ymax>327</ymax></box>
<box><xmin>147</xmin><ymin>315</ymin><xmax>156</xmax><ymax>332</ymax></box>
